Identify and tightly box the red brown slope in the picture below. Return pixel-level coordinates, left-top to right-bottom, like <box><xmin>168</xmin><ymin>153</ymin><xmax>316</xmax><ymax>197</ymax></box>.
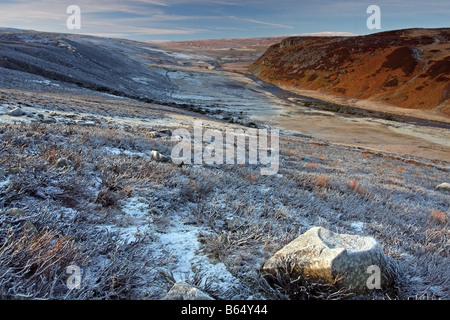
<box><xmin>250</xmin><ymin>28</ymin><xmax>450</xmax><ymax>120</ymax></box>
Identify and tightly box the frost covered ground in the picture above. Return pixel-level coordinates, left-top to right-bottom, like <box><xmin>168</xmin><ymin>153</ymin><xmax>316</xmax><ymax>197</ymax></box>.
<box><xmin>0</xmin><ymin>88</ymin><xmax>448</xmax><ymax>300</ymax></box>
<box><xmin>0</xmin><ymin>30</ymin><xmax>449</xmax><ymax>300</ymax></box>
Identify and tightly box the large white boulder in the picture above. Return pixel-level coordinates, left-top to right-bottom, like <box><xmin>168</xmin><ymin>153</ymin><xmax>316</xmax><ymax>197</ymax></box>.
<box><xmin>263</xmin><ymin>227</ymin><xmax>397</xmax><ymax>294</ymax></box>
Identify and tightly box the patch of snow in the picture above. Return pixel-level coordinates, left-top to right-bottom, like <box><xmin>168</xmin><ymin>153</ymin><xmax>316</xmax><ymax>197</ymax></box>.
<box><xmin>27</xmin><ymin>79</ymin><xmax>61</xmax><ymax>87</ymax></box>
<box><xmin>132</xmin><ymin>76</ymin><xmax>159</xmax><ymax>85</ymax></box>
<box><xmin>142</xmin><ymin>47</ymin><xmax>210</xmax><ymax>61</ymax></box>
<box><xmin>350</xmin><ymin>221</ymin><xmax>365</xmax><ymax>232</ymax></box>
<box><xmin>120</xmin><ymin>197</ymin><xmax>151</xmax><ymax>218</ymax></box>
<box><xmin>170</xmin><ymin>93</ymin><xmax>217</xmax><ymax>101</ymax></box>
<box><xmin>98</xmin><ymin>197</ymin><xmax>152</xmax><ymax>244</ymax></box>
<box><xmin>102</xmin><ymin>147</ymin><xmax>151</xmax><ymax>159</ymax></box>
<box><xmin>94</xmin><ymin>196</ymin><xmax>240</xmax><ymax>294</ymax></box>
<box><xmin>411</xmin><ymin>47</ymin><xmax>422</xmax><ymax>62</ymax></box>
<box><xmin>59</xmin><ymin>207</ymin><xmax>79</xmax><ymax>220</ymax></box>
<box><xmin>102</xmin><ymin>224</ymin><xmax>151</xmax><ymax>244</ymax></box>
<box><xmin>156</xmin><ymin>221</ymin><xmax>241</xmax><ymax>289</ymax></box>
<box><xmin>0</xmin><ymin>178</ymin><xmax>11</xmax><ymax>189</ymax></box>
<box><xmin>260</xmin><ymin>187</ymin><xmax>271</xmax><ymax>193</ymax></box>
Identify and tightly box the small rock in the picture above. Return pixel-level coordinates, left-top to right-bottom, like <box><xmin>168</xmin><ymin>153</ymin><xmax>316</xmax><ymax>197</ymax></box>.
<box><xmin>151</xmin><ymin>150</ymin><xmax>161</xmax><ymax>161</ymax></box>
<box><xmin>165</xmin><ymin>281</ymin><xmax>214</xmax><ymax>300</ymax></box>
<box><xmin>6</xmin><ymin>208</ymin><xmax>25</xmax><ymax>218</ymax></box>
<box><xmin>8</xmin><ymin>167</ymin><xmax>21</xmax><ymax>174</ymax></box>
<box><xmin>55</xmin><ymin>158</ymin><xmax>69</xmax><ymax>168</ymax></box>
<box><xmin>0</xmin><ymin>168</ymin><xmax>6</xmax><ymax>178</ymax></box>
<box><xmin>160</xmin><ymin>155</ymin><xmax>172</xmax><ymax>163</ymax></box>
<box><xmin>146</xmin><ymin>131</ymin><xmax>161</xmax><ymax>139</ymax></box>
<box><xmin>42</xmin><ymin>117</ymin><xmax>57</xmax><ymax>124</ymax></box>
<box><xmin>436</xmin><ymin>183</ymin><xmax>450</xmax><ymax>192</ymax></box>
<box><xmin>8</xmin><ymin>107</ymin><xmax>26</xmax><ymax>117</ymax></box>
<box><xmin>151</xmin><ymin>150</ymin><xmax>172</xmax><ymax>163</ymax></box>
<box><xmin>6</xmin><ymin>208</ymin><xmax>38</xmax><ymax>236</ymax></box>
<box><xmin>159</xmin><ymin>129</ymin><xmax>172</xmax><ymax>136</ymax></box>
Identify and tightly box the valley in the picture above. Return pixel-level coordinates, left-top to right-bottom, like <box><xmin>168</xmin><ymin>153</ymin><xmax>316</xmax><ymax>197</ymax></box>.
<box><xmin>0</xmin><ymin>28</ymin><xmax>448</xmax><ymax>300</ymax></box>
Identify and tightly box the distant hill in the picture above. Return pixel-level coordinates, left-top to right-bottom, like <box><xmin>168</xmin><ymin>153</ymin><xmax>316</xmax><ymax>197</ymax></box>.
<box><xmin>0</xmin><ymin>29</ymin><xmax>175</xmax><ymax>102</ymax></box>
<box><xmin>250</xmin><ymin>28</ymin><xmax>450</xmax><ymax>118</ymax></box>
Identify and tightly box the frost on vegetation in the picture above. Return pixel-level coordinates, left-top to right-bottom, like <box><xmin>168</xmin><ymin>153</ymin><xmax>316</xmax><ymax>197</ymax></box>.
<box><xmin>0</xmin><ymin>75</ymin><xmax>448</xmax><ymax>300</ymax></box>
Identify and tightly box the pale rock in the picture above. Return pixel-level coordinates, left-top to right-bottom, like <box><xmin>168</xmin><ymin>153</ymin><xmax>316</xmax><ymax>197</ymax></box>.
<box><xmin>436</xmin><ymin>183</ymin><xmax>450</xmax><ymax>192</ymax></box>
<box><xmin>263</xmin><ymin>226</ymin><xmax>397</xmax><ymax>294</ymax></box>
<box><xmin>165</xmin><ymin>281</ymin><xmax>214</xmax><ymax>300</ymax></box>
<box><xmin>146</xmin><ymin>131</ymin><xmax>161</xmax><ymax>139</ymax></box>
<box><xmin>8</xmin><ymin>107</ymin><xmax>26</xmax><ymax>117</ymax></box>
<box><xmin>151</xmin><ymin>150</ymin><xmax>171</xmax><ymax>163</ymax></box>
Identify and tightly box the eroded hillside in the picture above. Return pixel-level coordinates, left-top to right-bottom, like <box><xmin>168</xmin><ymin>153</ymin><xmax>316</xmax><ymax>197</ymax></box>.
<box><xmin>250</xmin><ymin>28</ymin><xmax>450</xmax><ymax>119</ymax></box>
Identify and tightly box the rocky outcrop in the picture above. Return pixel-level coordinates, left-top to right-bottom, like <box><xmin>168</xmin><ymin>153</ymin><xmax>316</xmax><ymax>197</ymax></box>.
<box><xmin>165</xmin><ymin>281</ymin><xmax>214</xmax><ymax>300</ymax></box>
<box><xmin>263</xmin><ymin>227</ymin><xmax>397</xmax><ymax>294</ymax></box>
<box><xmin>251</xmin><ymin>28</ymin><xmax>450</xmax><ymax>117</ymax></box>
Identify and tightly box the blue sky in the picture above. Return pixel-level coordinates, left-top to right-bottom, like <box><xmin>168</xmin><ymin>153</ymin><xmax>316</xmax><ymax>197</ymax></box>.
<box><xmin>0</xmin><ymin>0</ymin><xmax>449</xmax><ymax>41</ymax></box>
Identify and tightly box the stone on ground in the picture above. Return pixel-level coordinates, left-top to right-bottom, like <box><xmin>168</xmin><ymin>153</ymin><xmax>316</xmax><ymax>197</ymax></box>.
<box><xmin>436</xmin><ymin>183</ymin><xmax>450</xmax><ymax>192</ymax></box>
<box><xmin>165</xmin><ymin>281</ymin><xmax>214</xmax><ymax>300</ymax></box>
<box><xmin>262</xmin><ymin>226</ymin><xmax>397</xmax><ymax>294</ymax></box>
<box><xmin>8</xmin><ymin>107</ymin><xmax>26</xmax><ymax>117</ymax></box>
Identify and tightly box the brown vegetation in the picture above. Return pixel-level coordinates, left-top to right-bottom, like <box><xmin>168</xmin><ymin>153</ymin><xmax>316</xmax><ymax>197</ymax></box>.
<box><xmin>250</xmin><ymin>28</ymin><xmax>450</xmax><ymax>119</ymax></box>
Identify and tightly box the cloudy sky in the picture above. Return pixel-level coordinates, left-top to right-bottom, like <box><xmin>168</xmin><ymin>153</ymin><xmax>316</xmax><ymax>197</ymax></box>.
<box><xmin>0</xmin><ymin>0</ymin><xmax>449</xmax><ymax>41</ymax></box>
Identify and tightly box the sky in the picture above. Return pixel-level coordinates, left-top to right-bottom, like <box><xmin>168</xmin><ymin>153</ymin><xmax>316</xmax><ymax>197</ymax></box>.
<box><xmin>0</xmin><ymin>0</ymin><xmax>449</xmax><ymax>41</ymax></box>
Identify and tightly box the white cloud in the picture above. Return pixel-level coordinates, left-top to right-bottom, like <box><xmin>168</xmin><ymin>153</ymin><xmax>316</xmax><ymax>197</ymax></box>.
<box><xmin>228</xmin><ymin>16</ymin><xmax>294</xmax><ymax>29</ymax></box>
<box><xmin>0</xmin><ymin>0</ymin><xmax>448</xmax><ymax>40</ymax></box>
